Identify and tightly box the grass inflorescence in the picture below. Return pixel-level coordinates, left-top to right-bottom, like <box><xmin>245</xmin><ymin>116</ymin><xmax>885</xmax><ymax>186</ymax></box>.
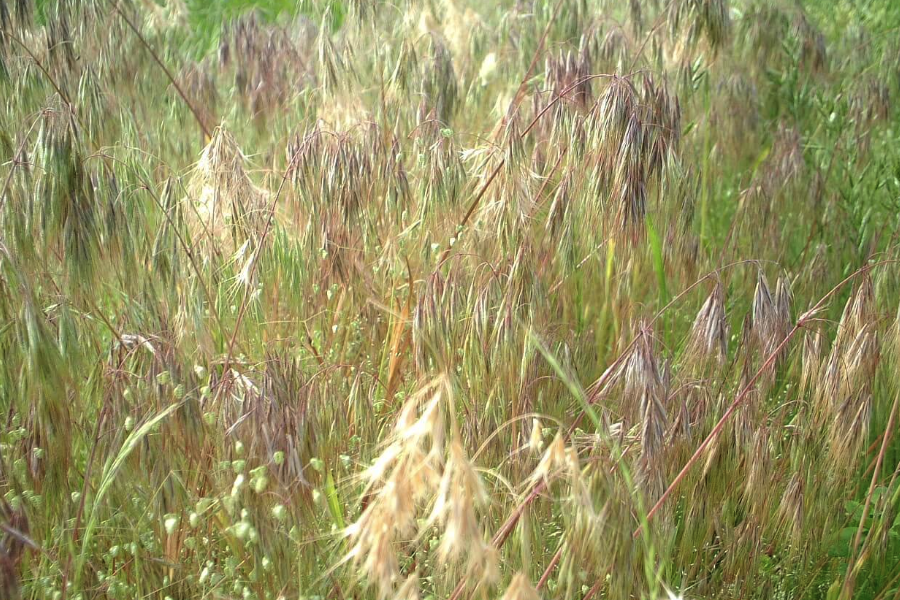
<box><xmin>2</xmin><ymin>0</ymin><xmax>900</xmax><ymax>599</ymax></box>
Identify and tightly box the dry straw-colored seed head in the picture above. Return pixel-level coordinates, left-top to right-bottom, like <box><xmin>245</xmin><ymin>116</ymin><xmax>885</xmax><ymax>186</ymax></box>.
<box><xmin>528</xmin><ymin>418</ymin><xmax>544</xmax><ymax>454</ymax></box>
<box><xmin>751</xmin><ymin>271</ymin><xmax>790</xmax><ymax>362</ymax></box>
<box><xmin>687</xmin><ymin>281</ymin><xmax>728</xmax><ymax>364</ymax></box>
<box><xmin>346</xmin><ymin>382</ymin><xmax>447</xmax><ymax>598</ymax></box>
<box><xmin>812</xmin><ymin>279</ymin><xmax>881</xmax><ymax>472</ymax></box>
<box><xmin>743</xmin><ymin>427</ymin><xmax>772</xmax><ymax>517</ymax></box>
<box><xmin>429</xmin><ymin>440</ymin><xmax>488</xmax><ymax>562</ymax></box>
<box><xmin>500</xmin><ymin>573</ymin><xmax>541</xmax><ymax>600</ymax></box>
<box><xmin>346</xmin><ymin>378</ymin><xmax>496</xmax><ymax>597</ymax></box>
<box><xmin>778</xmin><ymin>472</ymin><xmax>805</xmax><ymax>544</ymax></box>
<box><xmin>530</xmin><ymin>433</ymin><xmax>568</xmax><ymax>488</ymax></box>
<box><xmin>396</xmin><ymin>573</ymin><xmax>420</xmax><ymax>600</ymax></box>
<box><xmin>641</xmin><ymin>74</ymin><xmax>682</xmax><ymax>179</ymax></box>
<box><xmin>799</xmin><ymin>328</ymin><xmax>823</xmax><ymax>399</ymax></box>
<box><xmin>625</xmin><ymin>326</ymin><xmax>667</xmax><ymax>495</ymax></box>
<box><xmin>189</xmin><ymin>126</ymin><xmax>267</xmax><ymax>250</ymax></box>
<box><xmin>594</xmin><ymin>77</ymin><xmax>639</xmax><ymax>162</ymax></box>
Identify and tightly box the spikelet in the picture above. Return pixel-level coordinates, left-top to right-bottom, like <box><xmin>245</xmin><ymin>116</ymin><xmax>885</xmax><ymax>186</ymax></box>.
<box><xmin>669</xmin><ymin>0</ymin><xmax>731</xmax><ymax>56</ymax></box>
<box><xmin>640</xmin><ymin>74</ymin><xmax>682</xmax><ymax>179</ymax></box>
<box><xmin>597</xmin><ymin>26</ymin><xmax>630</xmax><ymax>72</ymax></box>
<box><xmin>529</xmin><ymin>433</ymin><xmax>568</xmax><ymax>487</ymax></box>
<box><xmin>798</xmin><ymin>328</ymin><xmax>824</xmax><ymax>423</ymax></box>
<box><xmin>743</xmin><ymin>427</ymin><xmax>771</xmax><ymax>518</ymax></box>
<box><xmin>179</xmin><ymin>59</ymin><xmax>219</xmax><ymax>130</ymax></box>
<box><xmin>625</xmin><ymin>326</ymin><xmax>667</xmax><ymax>497</ymax></box>
<box><xmin>422</xmin><ymin>35</ymin><xmax>459</xmax><ymax>121</ymax></box>
<box><xmin>499</xmin><ymin>573</ymin><xmax>541</xmax><ymax>600</ymax></box>
<box><xmin>751</xmin><ymin>271</ymin><xmax>791</xmax><ymax>367</ymax></box>
<box><xmin>413</xmin><ymin>272</ymin><xmax>461</xmax><ymax>372</ymax></box>
<box><xmin>316</xmin><ymin>16</ymin><xmax>347</xmax><ymax>96</ymax></box>
<box><xmin>441</xmin><ymin>0</ymin><xmax>484</xmax><ymax>74</ymax></box>
<box><xmin>346</xmin><ymin>383</ymin><xmax>444</xmax><ymax>598</ymax></box>
<box><xmin>751</xmin><ymin>271</ymin><xmax>775</xmax><ymax>347</ymax></box>
<box><xmin>778</xmin><ymin>472</ymin><xmax>804</xmax><ymax>545</ymax></box>
<box><xmin>815</xmin><ymin>279</ymin><xmax>881</xmax><ymax>472</ymax></box>
<box><xmin>591</xmin><ymin>77</ymin><xmax>648</xmax><ymax>236</ymax></box>
<box><xmin>429</xmin><ymin>439</ymin><xmax>496</xmax><ymax>581</ymax></box>
<box><xmin>388</xmin><ymin>37</ymin><xmax>419</xmax><ymax>92</ymax></box>
<box><xmin>528</xmin><ymin>418</ymin><xmax>544</xmax><ymax>454</ymax></box>
<box><xmin>219</xmin><ymin>12</ymin><xmax>315</xmax><ymax>113</ymax></box>
<box><xmin>413</xmin><ymin>107</ymin><xmax>466</xmax><ymax>211</ymax></box>
<box><xmin>188</xmin><ymin>126</ymin><xmax>267</xmax><ymax>252</ymax></box>
<box><xmin>686</xmin><ymin>281</ymin><xmax>728</xmax><ymax>364</ymax></box>
<box><xmin>542</xmin><ymin>44</ymin><xmax>593</xmax><ymax>125</ymax></box>
<box><xmin>775</xmin><ymin>276</ymin><xmax>793</xmax><ymax>338</ymax></box>
<box><xmin>397</xmin><ymin>573</ymin><xmax>420</xmax><ymax>600</ymax></box>
<box><xmin>594</xmin><ymin>77</ymin><xmax>640</xmax><ymax>174</ymax></box>
<box><xmin>467</xmin><ymin>117</ymin><xmax>536</xmax><ymax>241</ymax></box>
<box><xmin>669</xmin><ymin>385</ymin><xmax>694</xmax><ymax>442</ymax></box>
<box><xmin>346</xmin><ymin>378</ymin><xmax>496</xmax><ymax>597</ymax></box>
<box><xmin>830</xmin><ymin>324</ymin><xmax>879</xmax><ymax>466</ymax></box>
<box><xmin>580</xmin><ymin>73</ymin><xmax>684</xmax><ymax>240</ymax></box>
<box><xmin>613</xmin><ymin>113</ymin><xmax>648</xmax><ymax>233</ymax></box>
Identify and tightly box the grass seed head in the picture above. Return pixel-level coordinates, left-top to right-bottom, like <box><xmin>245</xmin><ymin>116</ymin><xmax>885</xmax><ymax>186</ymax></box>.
<box><xmin>190</xmin><ymin>126</ymin><xmax>267</xmax><ymax>250</ymax></box>
<box><xmin>687</xmin><ymin>281</ymin><xmax>728</xmax><ymax>364</ymax></box>
<box><xmin>778</xmin><ymin>472</ymin><xmax>805</xmax><ymax>544</ymax></box>
<box><xmin>500</xmin><ymin>573</ymin><xmax>541</xmax><ymax>600</ymax></box>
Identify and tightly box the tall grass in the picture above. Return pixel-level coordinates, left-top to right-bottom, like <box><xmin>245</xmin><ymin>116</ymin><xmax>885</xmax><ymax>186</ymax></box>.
<box><xmin>1</xmin><ymin>0</ymin><xmax>900</xmax><ymax>599</ymax></box>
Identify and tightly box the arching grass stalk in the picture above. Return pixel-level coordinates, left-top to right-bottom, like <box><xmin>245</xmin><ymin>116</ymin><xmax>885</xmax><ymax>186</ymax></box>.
<box><xmin>73</xmin><ymin>402</ymin><xmax>183</xmax><ymax>591</ymax></box>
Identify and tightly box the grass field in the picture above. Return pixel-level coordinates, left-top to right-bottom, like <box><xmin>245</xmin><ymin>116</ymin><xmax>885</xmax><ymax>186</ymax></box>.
<box><xmin>2</xmin><ymin>0</ymin><xmax>900</xmax><ymax>598</ymax></box>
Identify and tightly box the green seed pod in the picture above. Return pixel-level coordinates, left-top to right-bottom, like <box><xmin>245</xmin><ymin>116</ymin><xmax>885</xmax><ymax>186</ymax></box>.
<box><xmin>272</xmin><ymin>504</ymin><xmax>287</xmax><ymax>521</ymax></box>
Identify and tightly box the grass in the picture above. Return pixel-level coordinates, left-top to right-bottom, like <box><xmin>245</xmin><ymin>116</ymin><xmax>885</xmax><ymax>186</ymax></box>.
<box><xmin>2</xmin><ymin>0</ymin><xmax>900</xmax><ymax>599</ymax></box>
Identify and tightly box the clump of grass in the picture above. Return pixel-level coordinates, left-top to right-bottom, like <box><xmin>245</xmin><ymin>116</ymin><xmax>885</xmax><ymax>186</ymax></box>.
<box><xmin>2</xmin><ymin>0</ymin><xmax>900</xmax><ymax>599</ymax></box>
